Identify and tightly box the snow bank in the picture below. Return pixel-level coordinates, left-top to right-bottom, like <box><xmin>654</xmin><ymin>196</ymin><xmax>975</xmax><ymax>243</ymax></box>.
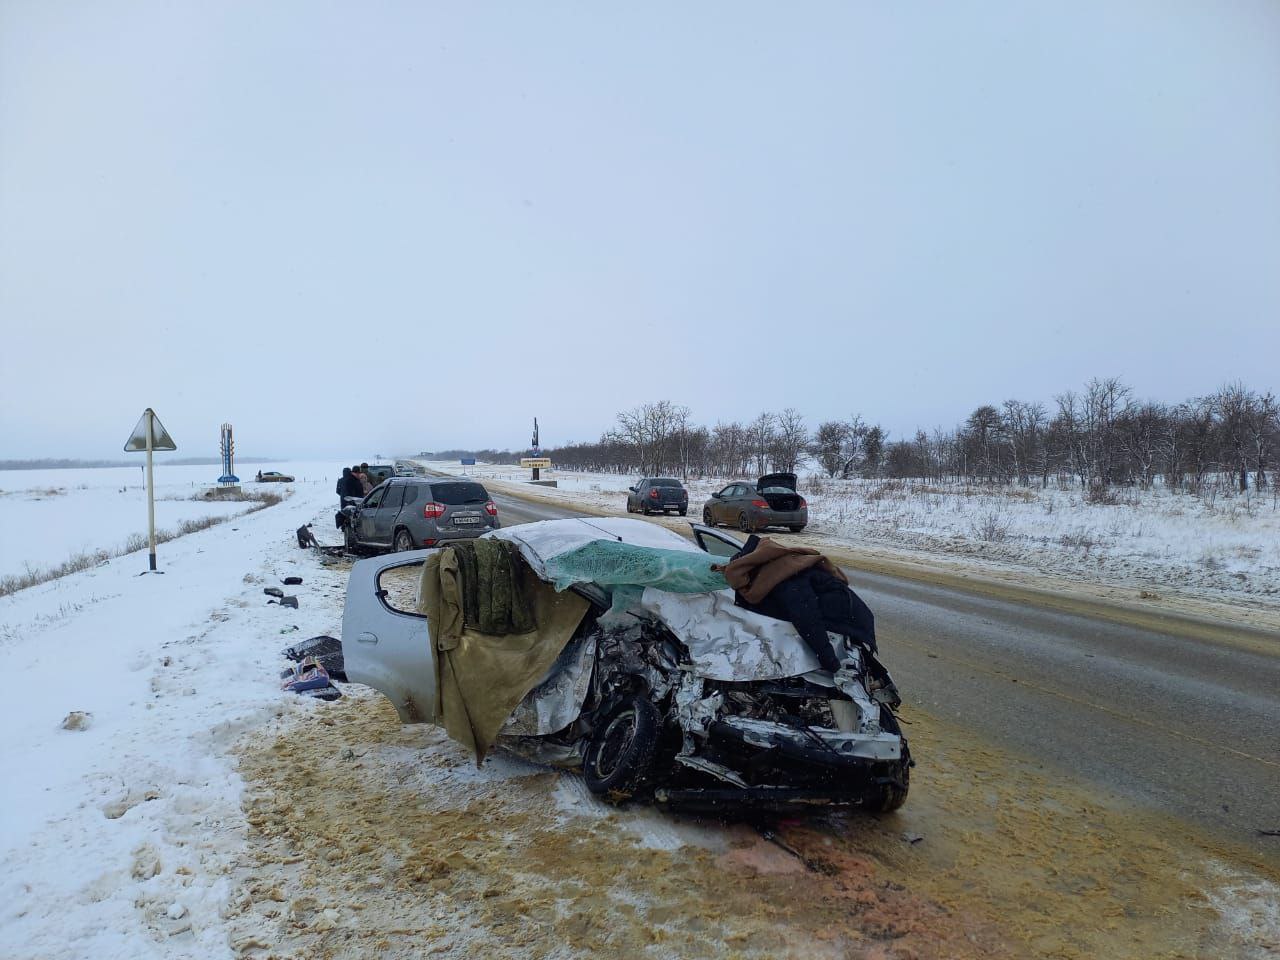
<box><xmin>0</xmin><ymin>479</ymin><xmax>344</xmax><ymax>959</ymax></box>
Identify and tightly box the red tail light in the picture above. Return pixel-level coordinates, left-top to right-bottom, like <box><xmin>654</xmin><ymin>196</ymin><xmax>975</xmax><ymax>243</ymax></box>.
<box><xmin>423</xmin><ymin>502</ymin><xmax>445</xmax><ymax>519</ymax></box>
<box><xmin>751</xmin><ymin>499</ymin><xmax>768</xmax><ymax>508</ymax></box>
<box><xmin>484</xmin><ymin>501</ymin><xmax>498</xmax><ymax>516</ymax></box>
<box><xmin>650</xmin><ymin>489</ymin><xmax>659</xmax><ymax>499</ymax></box>
<box><xmin>799</xmin><ymin>497</ymin><xmax>807</xmax><ymax>507</ymax></box>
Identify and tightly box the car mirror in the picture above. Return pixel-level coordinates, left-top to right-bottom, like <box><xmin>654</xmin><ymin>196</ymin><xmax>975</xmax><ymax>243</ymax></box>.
<box><xmin>710</xmin><ymin>492</ymin><xmax>720</xmax><ymax>499</ymax></box>
<box><xmin>628</xmin><ymin>486</ymin><xmax>637</xmax><ymax>493</ymax></box>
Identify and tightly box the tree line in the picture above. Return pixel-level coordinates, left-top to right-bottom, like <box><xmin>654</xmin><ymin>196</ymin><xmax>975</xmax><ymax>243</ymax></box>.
<box><xmin>535</xmin><ymin>379</ymin><xmax>1277</xmax><ymax>495</ymax></box>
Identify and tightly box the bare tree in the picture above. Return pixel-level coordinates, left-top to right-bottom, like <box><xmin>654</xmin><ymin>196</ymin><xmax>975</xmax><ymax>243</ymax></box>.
<box><xmin>748</xmin><ymin>412</ymin><xmax>776</xmax><ymax>476</ymax></box>
<box><xmin>613</xmin><ymin>401</ymin><xmax>689</xmax><ymax>476</ymax></box>
<box><xmin>770</xmin><ymin>408</ymin><xmax>808</xmax><ymax>473</ymax></box>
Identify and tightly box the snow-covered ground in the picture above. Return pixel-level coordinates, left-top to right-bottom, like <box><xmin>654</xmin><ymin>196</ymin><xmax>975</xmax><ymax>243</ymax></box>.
<box><xmin>2</xmin><ymin>463</ymin><xmax>1277</xmax><ymax>959</ymax></box>
<box><xmin>0</xmin><ymin>462</ymin><xmax>340</xmax><ymax>582</ymax></box>
<box><xmin>430</xmin><ymin>461</ymin><xmax>1280</xmax><ymax>608</ymax></box>
<box><xmin>0</xmin><ymin>478</ymin><xmax>347</xmax><ymax>958</ymax></box>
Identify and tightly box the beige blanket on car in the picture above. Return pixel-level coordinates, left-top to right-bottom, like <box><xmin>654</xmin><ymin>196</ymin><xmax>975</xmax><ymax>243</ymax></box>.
<box><xmin>418</xmin><ymin>547</ymin><xmax>590</xmax><ymax>764</ymax></box>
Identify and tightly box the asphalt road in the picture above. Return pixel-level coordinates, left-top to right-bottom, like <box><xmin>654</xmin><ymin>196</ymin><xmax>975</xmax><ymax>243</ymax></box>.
<box><xmin>490</xmin><ymin>490</ymin><xmax>1280</xmax><ymax>864</ymax></box>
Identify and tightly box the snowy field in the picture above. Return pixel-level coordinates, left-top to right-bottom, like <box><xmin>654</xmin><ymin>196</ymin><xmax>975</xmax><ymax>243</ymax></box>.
<box><xmin>1</xmin><ymin>462</ymin><xmax>1276</xmax><ymax>958</ymax></box>
<box><xmin>0</xmin><ymin>461</ymin><xmax>343</xmax><ymax>582</ymax></box>
<box><xmin>426</xmin><ymin>461</ymin><xmax>1280</xmax><ymax>606</ymax></box>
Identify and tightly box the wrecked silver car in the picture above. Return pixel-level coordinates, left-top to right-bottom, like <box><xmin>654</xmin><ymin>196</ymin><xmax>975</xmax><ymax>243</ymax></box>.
<box><xmin>339</xmin><ymin>517</ymin><xmax>910</xmax><ymax>813</ymax></box>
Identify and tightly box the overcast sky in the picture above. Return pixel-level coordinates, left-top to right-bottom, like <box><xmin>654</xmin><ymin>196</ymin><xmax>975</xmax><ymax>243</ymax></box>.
<box><xmin>2</xmin><ymin>1</ymin><xmax>1277</xmax><ymax>460</ymax></box>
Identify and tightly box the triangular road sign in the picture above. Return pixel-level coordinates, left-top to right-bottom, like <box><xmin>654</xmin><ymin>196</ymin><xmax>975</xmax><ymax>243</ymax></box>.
<box><xmin>124</xmin><ymin>408</ymin><xmax>177</xmax><ymax>452</ymax></box>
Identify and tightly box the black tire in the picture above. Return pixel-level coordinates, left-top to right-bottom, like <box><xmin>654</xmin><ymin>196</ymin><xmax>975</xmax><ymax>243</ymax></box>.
<box><xmin>789</xmin><ymin>525</ymin><xmax>805</xmax><ymax>533</ymax></box>
<box><xmin>738</xmin><ymin>512</ymin><xmax>753</xmax><ymax>534</ymax></box>
<box><xmin>583</xmin><ymin>696</ymin><xmax>662</xmax><ymax>802</ymax></box>
<box><xmin>641</xmin><ymin>503</ymin><xmax>651</xmax><ymax>516</ymax></box>
<box><xmin>344</xmin><ymin>523</ymin><xmax>358</xmax><ymax>553</ymax></box>
<box><xmin>678</xmin><ymin>509</ymin><xmax>687</xmax><ymax>517</ymax></box>
<box><xmin>702</xmin><ymin>508</ymin><xmax>715</xmax><ymax>527</ymax></box>
<box><xmin>394</xmin><ymin>528</ymin><xmax>415</xmax><ymax>552</ymax></box>
<box><xmin>862</xmin><ymin>708</ymin><xmax>910</xmax><ymax>812</ymax></box>
<box><xmin>625</xmin><ymin>498</ymin><xmax>634</xmax><ymax>514</ymax></box>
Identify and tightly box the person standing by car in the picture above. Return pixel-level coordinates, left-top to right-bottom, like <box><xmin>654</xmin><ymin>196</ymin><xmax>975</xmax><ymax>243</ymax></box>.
<box><xmin>356</xmin><ymin>463</ymin><xmax>373</xmax><ymax>495</ymax></box>
<box><xmin>336</xmin><ymin>467</ymin><xmax>363</xmax><ymax>505</ymax></box>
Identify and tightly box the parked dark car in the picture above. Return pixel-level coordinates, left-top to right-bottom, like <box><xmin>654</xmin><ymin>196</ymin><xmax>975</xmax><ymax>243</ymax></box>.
<box><xmin>338</xmin><ymin>478</ymin><xmax>499</xmax><ymax>553</ymax></box>
<box><xmin>625</xmin><ymin>477</ymin><xmax>689</xmax><ymax>516</ymax></box>
<box><xmin>702</xmin><ymin>472</ymin><xmax>807</xmax><ymax>533</ymax></box>
<box><xmin>255</xmin><ymin>470</ymin><xmax>295</xmax><ymax>483</ymax></box>
<box><xmin>365</xmin><ymin>464</ymin><xmax>395</xmax><ymax>486</ymax></box>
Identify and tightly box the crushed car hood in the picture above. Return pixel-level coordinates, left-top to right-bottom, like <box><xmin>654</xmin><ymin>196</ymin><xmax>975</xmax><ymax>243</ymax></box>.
<box><xmin>487</xmin><ymin>518</ymin><xmax>835</xmax><ymax>684</ymax></box>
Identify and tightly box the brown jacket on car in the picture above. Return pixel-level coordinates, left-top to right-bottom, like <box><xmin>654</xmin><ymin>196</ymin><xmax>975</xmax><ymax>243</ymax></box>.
<box><xmin>714</xmin><ymin>538</ymin><xmax>848</xmax><ymax>604</ymax></box>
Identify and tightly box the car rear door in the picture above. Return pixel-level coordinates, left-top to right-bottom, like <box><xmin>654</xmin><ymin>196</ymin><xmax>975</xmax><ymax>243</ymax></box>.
<box><xmin>341</xmin><ymin>552</ymin><xmax>437</xmax><ymax>723</ymax></box>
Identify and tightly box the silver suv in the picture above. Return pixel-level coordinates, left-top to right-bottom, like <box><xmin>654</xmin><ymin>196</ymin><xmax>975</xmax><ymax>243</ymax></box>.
<box><xmin>340</xmin><ymin>478</ymin><xmax>499</xmax><ymax>553</ymax></box>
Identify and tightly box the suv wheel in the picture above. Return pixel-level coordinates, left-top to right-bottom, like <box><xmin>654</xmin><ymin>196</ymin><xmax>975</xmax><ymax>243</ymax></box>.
<box><xmin>344</xmin><ymin>523</ymin><xmax>358</xmax><ymax>553</ymax></box>
<box><xmin>394</xmin><ymin>528</ymin><xmax>416</xmax><ymax>552</ymax></box>
<box><xmin>702</xmin><ymin>507</ymin><xmax>715</xmax><ymax>527</ymax></box>
<box><xmin>738</xmin><ymin>512</ymin><xmax>754</xmax><ymax>533</ymax></box>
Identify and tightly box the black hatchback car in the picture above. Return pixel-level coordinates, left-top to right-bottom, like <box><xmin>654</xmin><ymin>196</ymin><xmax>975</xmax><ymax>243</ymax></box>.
<box><xmin>625</xmin><ymin>477</ymin><xmax>689</xmax><ymax>516</ymax></box>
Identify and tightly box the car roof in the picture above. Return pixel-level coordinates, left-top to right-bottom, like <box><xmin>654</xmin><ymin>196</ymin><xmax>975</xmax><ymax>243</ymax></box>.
<box><xmin>489</xmin><ymin>517</ymin><xmax>696</xmax><ymax>572</ymax></box>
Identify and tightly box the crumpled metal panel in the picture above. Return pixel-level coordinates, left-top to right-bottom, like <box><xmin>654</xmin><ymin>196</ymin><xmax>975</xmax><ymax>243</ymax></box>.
<box><xmin>500</xmin><ymin>633</ymin><xmax>597</xmax><ymax>736</ymax></box>
<box><xmin>637</xmin><ymin>587</ymin><xmax>843</xmax><ymax>681</ymax></box>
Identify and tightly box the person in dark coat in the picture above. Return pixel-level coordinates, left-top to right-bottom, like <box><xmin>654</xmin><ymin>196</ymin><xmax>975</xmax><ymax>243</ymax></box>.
<box><xmin>716</xmin><ymin>535</ymin><xmax>876</xmax><ymax>671</ymax></box>
<box><xmin>336</xmin><ymin>467</ymin><xmax>364</xmax><ymax>503</ymax></box>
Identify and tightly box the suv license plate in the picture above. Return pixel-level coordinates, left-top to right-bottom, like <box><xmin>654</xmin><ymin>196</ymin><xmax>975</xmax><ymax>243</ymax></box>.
<box><xmin>453</xmin><ymin>517</ymin><xmax>481</xmax><ymax>525</ymax></box>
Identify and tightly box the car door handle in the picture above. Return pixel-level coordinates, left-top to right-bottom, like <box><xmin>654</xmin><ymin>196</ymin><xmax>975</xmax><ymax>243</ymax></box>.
<box><xmin>357</xmin><ymin>631</ymin><xmax>378</xmax><ymax>644</ymax></box>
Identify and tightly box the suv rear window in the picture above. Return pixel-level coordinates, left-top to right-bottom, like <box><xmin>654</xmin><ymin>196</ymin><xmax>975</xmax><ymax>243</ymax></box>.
<box><xmin>652</xmin><ymin>478</ymin><xmax>683</xmax><ymax>487</ymax></box>
<box><xmin>429</xmin><ymin>481</ymin><xmax>490</xmax><ymax>505</ymax></box>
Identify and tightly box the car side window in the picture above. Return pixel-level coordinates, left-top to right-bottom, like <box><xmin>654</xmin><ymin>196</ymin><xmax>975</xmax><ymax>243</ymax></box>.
<box><xmin>637</xmin><ymin>481</ymin><xmax>648</xmax><ymax>493</ymax></box>
<box><xmin>402</xmin><ymin>484</ymin><xmax>419</xmax><ymax>507</ymax></box>
<box><xmin>364</xmin><ymin>486</ymin><xmax>386</xmax><ymax>510</ymax></box>
<box><xmin>717</xmin><ymin>485</ymin><xmax>735</xmax><ymax>498</ymax></box>
<box><xmin>384</xmin><ymin>483</ymin><xmax>405</xmax><ymax>511</ymax></box>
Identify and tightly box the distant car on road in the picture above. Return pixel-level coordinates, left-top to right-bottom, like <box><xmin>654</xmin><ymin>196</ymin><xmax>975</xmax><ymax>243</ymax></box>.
<box><xmin>702</xmin><ymin>472</ymin><xmax>807</xmax><ymax>533</ymax></box>
<box><xmin>255</xmin><ymin>470</ymin><xmax>295</xmax><ymax>483</ymax></box>
<box><xmin>625</xmin><ymin>477</ymin><xmax>689</xmax><ymax>516</ymax></box>
<box><xmin>338</xmin><ymin>478</ymin><xmax>500</xmax><ymax>553</ymax></box>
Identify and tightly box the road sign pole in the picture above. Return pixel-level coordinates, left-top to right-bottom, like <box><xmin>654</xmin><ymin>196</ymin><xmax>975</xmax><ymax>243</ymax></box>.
<box><xmin>146</xmin><ymin>409</ymin><xmax>157</xmax><ymax>571</ymax></box>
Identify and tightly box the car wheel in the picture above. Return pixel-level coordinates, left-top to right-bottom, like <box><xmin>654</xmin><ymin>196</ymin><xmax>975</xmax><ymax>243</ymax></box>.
<box><xmin>343</xmin><ymin>523</ymin><xmax>358</xmax><ymax>554</ymax></box>
<box><xmin>678</xmin><ymin>509</ymin><xmax>687</xmax><ymax>517</ymax></box>
<box><xmin>625</xmin><ymin>499</ymin><xmax>633</xmax><ymax>513</ymax></box>
<box><xmin>789</xmin><ymin>525</ymin><xmax>805</xmax><ymax>533</ymax></box>
<box><xmin>862</xmin><ymin>708</ymin><xmax>910</xmax><ymax>813</ymax></box>
<box><xmin>738</xmin><ymin>512</ymin><xmax>754</xmax><ymax>533</ymax></box>
<box><xmin>702</xmin><ymin>508</ymin><xmax>715</xmax><ymax>527</ymax></box>
<box><xmin>583</xmin><ymin>696</ymin><xmax>662</xmax><ymax>803</ymax></box>
<box><xmin>641</xmin><ymin>503</ymin><xmax>651</xmax><ymax>516</ymax></box>
<box><xmin>394</xmin><ymin>529</ymin><xmax>415</xmax><ymax>552</ymax></box>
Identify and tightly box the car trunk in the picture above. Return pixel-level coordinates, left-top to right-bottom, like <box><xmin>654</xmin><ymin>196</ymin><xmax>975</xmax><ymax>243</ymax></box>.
<box><xmin>756</xmin><ymin>473</ymin><xmax>800</xmax><ymax>511</ymax></box>
<box><xmin>432</xmin><ymin>481</ymin><xmax>494</xmax><ymax>528</ymax></box>
<box><xmin>652</xmin><ymin>484</ymin><xmax>687</xmax><ymax>505</ymax></box>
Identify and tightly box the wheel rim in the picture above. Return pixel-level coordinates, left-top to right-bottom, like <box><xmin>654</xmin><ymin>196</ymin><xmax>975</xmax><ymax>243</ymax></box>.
<box><xmin>703</xmin><ymin>509</ymin><xmax>713</xmax><ymax>526</ymax></box>
<box><xmin>738</xmin><ymin>513</ymin><xmax>750</xmax><ymax>532</ymax></box>
<box><xmin>396</xmin><ymin>532</ymin><xmax>412</xmax><ymax>551</ymax></box>
<box><xmin>592</xmin><ymin>709</ymin><xmax>637</xmax><ymax>781</ymax></box>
